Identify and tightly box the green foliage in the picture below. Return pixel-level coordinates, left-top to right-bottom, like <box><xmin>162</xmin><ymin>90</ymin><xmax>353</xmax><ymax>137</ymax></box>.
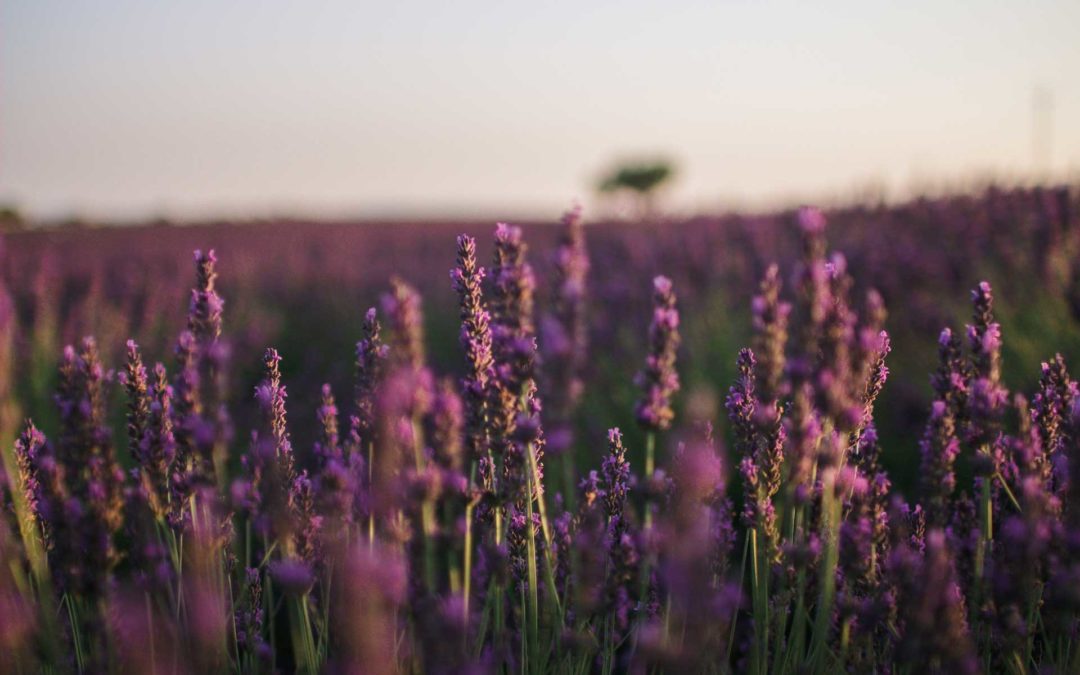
<box><xmin>597</xmin><ymin>160</ymin><xmax>675</xmax><ymax>196</ymax></box>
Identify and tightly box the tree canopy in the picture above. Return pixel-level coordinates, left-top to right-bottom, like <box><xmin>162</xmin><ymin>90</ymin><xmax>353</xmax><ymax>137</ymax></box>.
<box><xmin>598</xmin><ymin>161</ymin><xmax>675</xmax><ymax>196</ymax></box>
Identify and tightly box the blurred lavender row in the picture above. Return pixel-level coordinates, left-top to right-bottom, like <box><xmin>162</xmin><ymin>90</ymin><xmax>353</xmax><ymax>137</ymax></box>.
<box><xmin>0</xmin><ymin>189</ymin><xmax>1079</xmax><ymax>672</ymax></box>
<box><xmin>3</xmin><ymin>187</ymin><xmax>1078</xmax><ymax>473</ymax></box>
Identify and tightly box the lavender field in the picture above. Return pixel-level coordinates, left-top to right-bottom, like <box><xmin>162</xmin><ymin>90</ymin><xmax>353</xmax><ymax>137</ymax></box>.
<box><xmin>2</xmin><ymin>186</ymin><xmax>1080</xmax><ymax>673</ymax></box>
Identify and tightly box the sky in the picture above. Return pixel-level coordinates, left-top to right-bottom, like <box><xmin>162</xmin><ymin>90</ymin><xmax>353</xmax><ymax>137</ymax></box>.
<box><xmin>1</xmin><ymin>1</ymin><xmax>1079</xmax><ymax>221</ymax></box>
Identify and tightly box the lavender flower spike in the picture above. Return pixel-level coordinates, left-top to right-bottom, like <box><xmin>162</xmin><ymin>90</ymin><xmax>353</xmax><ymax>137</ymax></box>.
<box><xmin>634</xmin><ymin>275</ymin><xmax>681</xmax><ymax>433</ymax></box>
<box><xmin>857</xmin><ymin>330</ymin><xmax>891</xmax><ymax>434</ymax></box>
<box><xmin>729</xmin><ymin>349</ymin><xmax>780</xmax><ymax>563</ymax></box>
<box><xmin>259</xmin><ymin>348</ymin><xmax>294</xmax><ymax>479</ymax></box>
<box><xmin>451</xmin><ymin>234</ymin><xmax>495</xmax><ymax>465</ymax></box>
<box><xmin>596</xmin><ymin>428</ymin><xmax>637</xmax><ymax>637</ymax></box>
<box><xmin>123</xmin><ymin>339</ymin><xmax>152</xmax><ymax>458</ymax></box>
<box><xmin>1032</xmin><ymin>353</ymin><xmax>1074</xmax><ymax>488</ymax></box>
<box><xmin>968</xmin><ymin>281</ymin><xmax>1001</xmax><ymax>383</ymax></box>
<box><xmin>53</xmin><ymin>337</ymin><xmax>125</xmax><ymax>600</ymax></box>
<box><xmin>171</xmin><ymin>249</ymin><xmax>229</xmax><ymax>498</ymax></box>
<box><xmin>426</xmin><ymin>378</ymin><xmax>465</xmax><ymax>472</ymax></box>
<box><xmin>965</xmin><ymin>282</ymin><xmax>1007</xmax><ymax>463</ymax></box>
<box><xmin>242</xmin><ymin>347</ymin><xmax>301</xmax><ymax>550</ymax></box>
<box><xmin>141</xmin><ymin>363</ymin><xmax>177</xmax><ymax>519</ymax></box>
<box><xmin>382</xmin><ymin>276</ymin><xmax>426</xmax><ymax>372</ymax></box>
<box><xmin>188</xmin><ymin>249</ymin><xmax>223</xmax><ymax>344</ymax></box>
<box><xmin>314</xmin><ymin>383</ymin><xmax>341</xmax><ymax>464</ymax></box>
<box><xmin>891</xmin><ymin>529</ymin><xmax>977</xmax><ymax>674</ymax></box>
<box><xmin>542</xmin><ymin>204</ymin><xmax>590</xmax><ymax>456</ymax></box>
<box><xmin>488</xmin><ymin>222</ymin><xmax>543</xmax><ymax>506</ymax></box>
<box><xmin>491</xmin><ymin>222</ymin><xmax>536</xmax><ymax>339</ymax></box>
<box><xmin>751</xmin><ymin>264</ymin><xmax>790</xmax><ymax>405</ymax></box>
<box><xmin>919</xmin><ymin>400</ymin><xmax>961</xmax><ymax>528</ymax></box>
<box><xmin>12</xmin><ymin>420</ymin><xmax>48</xmax><ymax>549</ymax></box>
<box><xmin>794</xmin><ymin>205</ymin><xmax>831</xmax><ymax>366</ymax></box>
<box><xmin>350</xmin><ymin>307</ymin><xmax>388</xmax><ymax>447</ymax></box>
<box><xmin>600</xmin><ymin>428</ymin><xmax>631</xmax><ymax>522</ymax></box>
<box><xmin>726</xmin><ymin>348</ymin><xmax>757</xmax><ymax>463</ymax></box>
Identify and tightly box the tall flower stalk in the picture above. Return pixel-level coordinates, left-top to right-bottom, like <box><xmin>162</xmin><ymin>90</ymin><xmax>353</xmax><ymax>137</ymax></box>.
<box><xmin>634</xmin><ymin>275</ymin><xmax>680</xmax><ymax>478</ymax></box>
<box><xmin>542</xmin><ymin>205</ymin><xmax>590</xmax><ymax>504</ymax></box>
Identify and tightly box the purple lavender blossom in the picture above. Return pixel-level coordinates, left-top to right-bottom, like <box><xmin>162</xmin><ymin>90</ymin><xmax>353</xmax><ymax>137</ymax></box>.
<box><xmin>918</xmin><ymin>324</ymin><xmax>972</xmax><ymax>528</ymax></box>
<box><xmin>329</xmin><ymin>543</ymin><xmax>406</xmax><ymax>674</ymax></box>
<box><xmin>269</xmin><ymin>557</ymin><xmax>315</xmax><ymax>596</ymax></box>
<box><xmin>259</xmin><ymin>348</ymin><xmax>294</xmax><ymax>479</ymax></box>
<box><xmin>240</xmin><ymin>348</ymin><xmax>300</xmax><ymax>549</ymax></box>
<box><xmin>792</xmin><ymin>205</ymin><xmax>831</xmax><ymax>377</ymax></box>
<box><xmin>489</xmin><ymin>223</ymin><xmax>540</xmax><ymax>415</ymax></box>
<box><xmin>541</xmin><ymin>204</ymin><xmax>590</xmax><ymax>457</ymax></box>
<box><xmin>856</xmin><ymin>330</ymin><xmax>891</xmax><ymax>435</ymax></box>
<box><xmin>490</xmin><ymin>222</ymin><xmax>536</xmax><ymax>341</ymax></box>
<box><xmin>586</xmin><ymin>429</ymin><xmax>641</xmax><ymax>639</ymax></box>
<box><xmin>235</xmin><ymin>568</ymin><xmax>269</xmax><ymax>662</ymax></box>
<box><xmin>569</xmin><ymin>470</ymin><xmax>608</xmax><ymax>619</ymax></box>
<box><xmin>818</xmin><ymin>252</ymin><xmax>861</xmax><ymax>431</ymax></box>
<box><xmin>969</xmin><ymin>281</ymin><xmax>1000</xmax><ymax>381</ymax></box>
<box><xmin>171</xmin><ymin>330</ymin><xmax>202</xmax><ymax>489</ymax></box>
<box><xmin>990</xmin><ymin>433</ymin><xmax>1056</xmax><ymax>661</ymax></box>
<box><xmin>965</xmin><ymin>282</ymin><xmax>1008</xmax><ymax>456</ymax></box>
<box><xmin>729</xmin><ymin>349</ymin><xmax>779</xmax><ymax>563</ymax></box>
<box><xmin>857</xmin><ymin>427</ymin><xmax>892</xmax><ymax>574</ymax></box>
<box><xmin>451</xmin><ymin>234</ymin><xmax>496</xmax><ymax>467</ymax></box>
<box><xmin>292</xmin><ymin>470</ymin><xmax>321</xmax><ymax>567</ymax></box>
<box><xmin>932</xmin><ymin>327</ymin><xmax>969</xmax><ymax>406</ymax></box>
<box><xmin>727</xmin><ymin>349</ymin><xmax>757</xmax><ymax>465</ymax></box>
<box><xmin>751</xmin><ymin>264</ymin><xmax>790</xmax><ymax>405</ymax></box>
<box><xmin>920</xmin><ymin>400</ymin><xmax>962</xmax><ymax>528</ymax></box>
<box><xmin>138</xmin><ymin>363</ymin><xmax>176</xmax><ymax>519</ymax></box>
<box><xmin>122</xmin><ymin>477</ymin><xmax>174</xmax><ymax>594</ymax></box>
<box><xmin>506</xmin><ymin>509</ymin><xmax>543</xmax><ymax>594</ymax></box>
<box><xmin>650</xmin><ymin>434</ymin><xmax>739</xmax><ymax>670</ymax></box>
<box><xmin>600</xmin><ymin>428</ymin><xmax>631</xmax><ymax>522</ymax></box>
<box><xmin>166</xmin><ymin>251</ymin><xmax>232</xmax><ymax>530</ymax></box>
<box><xmin>314</xmin><ymin>382</ymin><xmax>341</xmax><ymax>464</ymax></box>
<box><xmin>1046</xmin><ymin>396</ymin><xmax>1080</xmax><ymax>638</ymax></box>
<box><xmin>382</xmin><ymin>276</ymin><xmax>426</xmax><ymax>372</ymax></box>
<box><xmin>12</xmin><ymin>421</ymin><xmax>48</xmax><ymax>546</ymax></box>
<box><xmin>634</xmin><ymin>275</ymin><xmax>681</xmax><ymax>433</ymax></box>
<box><xmin>123</xmin><ymin>339</ymin><xmax>151</xmax><ymax>456</ymax></box>
<box><xmin>425</xmin><ymin>377</ymin><xmax>464</xmax><ymax>472</ymax></box>
<box><xmin>1032</xmin><ymin>354</ymin><xmax>1074</xmax><ymax>493</ymax></box>
<box><xmin>314</xmin><ymin>449</ymin><xmax>357</xmax><ymax>544</ymax></box>
<box><xmin>350</xmin><ymin>307</ymin><xmax>389</xmax><ymax>448</ymax></box>
<box><xmin>188</xmin><ymin>249</ymin><xmax>223</xmax><ymax>344</ymax></box>
<box><xmin>369</xmin><ymin>368</ymin><xmax>431</xmax><ymax>532</ymax></box>
<box><xmin>4</xmin><ymin>199</ymin><xmax>1080</xmax><ymax>673</ymax></box>
<box><xmin>890</xmin><ymin>529</ymin><xmax>977</xmax><ymax>674</ymax></box>
<box><xmin>52</xmin><ymin>337</ymin><xmax>125</xmax><ymax>599</ymax></box>
<box><xmin>486</xmin><ymin>223</ymin><xmax>546</xmax><ymax>513</ymax></box>
<box><xmin>784</xmin><ymin>385</ymin><xmax>821</xmax><ymax>502</ymax></box>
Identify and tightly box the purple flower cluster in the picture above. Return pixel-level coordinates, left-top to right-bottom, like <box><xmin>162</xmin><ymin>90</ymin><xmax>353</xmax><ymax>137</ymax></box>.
<box><xmin>634</xmin><ymin>275</ymin><xmax>681</xmax><ymax>434</ymax></box>
<box><xmin>4</xmin><ymin>201</ymin><xmax>1080</xmax><ymax>674</ymax></box>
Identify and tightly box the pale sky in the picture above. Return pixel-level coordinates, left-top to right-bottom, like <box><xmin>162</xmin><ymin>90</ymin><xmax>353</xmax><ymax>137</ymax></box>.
<box><xmin>2</xmin><ymin>1</ymin><xmax>1078</xmax><ymax>220</ymax></box>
